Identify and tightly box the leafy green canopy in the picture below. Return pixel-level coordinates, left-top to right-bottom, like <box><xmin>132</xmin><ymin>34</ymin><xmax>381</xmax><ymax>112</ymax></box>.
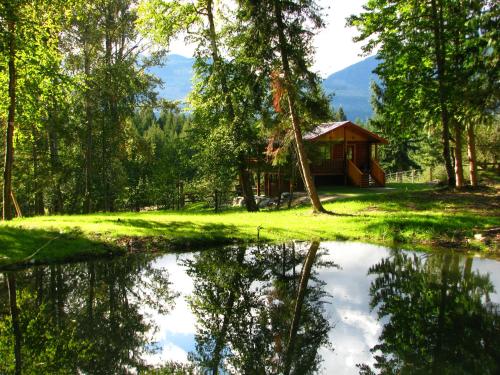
<box><xmin>350</xmin><ymin>0</ymin><xmax>499</xmax><ymax>177</ymax></box>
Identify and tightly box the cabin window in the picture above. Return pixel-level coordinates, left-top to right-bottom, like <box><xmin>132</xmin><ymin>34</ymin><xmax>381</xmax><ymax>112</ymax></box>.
<box><xmin>347</xmin><ymin>145</ymin><xmax>354</xmax><ymax>161</ymax></box>
<box><xmin>371</xmin><ymin>144</ymin><xmax>377</xmax><ymax>160</ymax></box>
<box><xmin>319</xmin><ymin>144</ymin><xmax>331</xmax><ymax>160</ymax></box>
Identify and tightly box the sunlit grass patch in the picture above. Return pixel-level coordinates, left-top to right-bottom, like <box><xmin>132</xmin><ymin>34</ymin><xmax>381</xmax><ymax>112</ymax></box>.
<box><xmin>0</xmin><ymin>184</ymin><xmax>498</xmax><ymax>266</ymax></box>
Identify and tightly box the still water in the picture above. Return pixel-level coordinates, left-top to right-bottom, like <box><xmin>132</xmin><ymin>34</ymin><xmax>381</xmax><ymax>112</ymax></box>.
<box><xmin>1</xmin><ymin>242</ymin><xmax>499</xmax><ymax>374</ymax></box>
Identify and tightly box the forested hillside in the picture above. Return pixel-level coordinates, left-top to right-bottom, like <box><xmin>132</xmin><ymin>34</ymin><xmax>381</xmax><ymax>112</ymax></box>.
<box><xmin>323</xmin><ymin>56</ymin><xmax>379</xmax><ymax>121</ymax></box>
<box><xmin>148</xmin><ymin>54</ymin><xmax>380</xmax><ymax>120</ymax></box>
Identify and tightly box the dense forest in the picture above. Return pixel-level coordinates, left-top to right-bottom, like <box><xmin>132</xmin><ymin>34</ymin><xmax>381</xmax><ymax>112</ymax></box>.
<box><xmin>0</xmin><ymin>0</ymin><xmax>498</xmax><ymax>219</ymax></box>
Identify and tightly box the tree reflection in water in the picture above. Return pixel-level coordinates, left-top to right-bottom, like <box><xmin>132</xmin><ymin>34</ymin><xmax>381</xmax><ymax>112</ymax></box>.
<box><xmin>184</xmin><ymin>241</ymin><xmax>335</xmax><ymax>374</ymax></box>
<box><xmin>0</xmin><ymin>255</ymin><xmax>176</xmax><ymax>374</ymax></box>
<box><xmin>3</xmin><ymin>243</ymin><xmax>497</xmax><ymax>374</ymax></box>
<box><xmin>359</xmin><ymin>251</ymin><xmax>500</xmax><ymax>374</ymax></box>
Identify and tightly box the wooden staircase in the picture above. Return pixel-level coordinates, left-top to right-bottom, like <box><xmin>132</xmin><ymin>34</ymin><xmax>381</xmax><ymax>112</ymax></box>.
<box><xmin>370</xmin><ymin>159</ymin><xmax>386</xmax><ymax>187</ymax></box>
<box><xmin>347</xmin><ymin>160</ymin><xmax>368</xmax><ymax>187</ymax></box>
<box><xmin>361</xmin><ymin>173</ymin><xmax>370</xmax><ymax>188</ymax></box>
<box><xmin>348</xmin><ymin>159</ymin><xmax>386</xmax><ymax>188</ymax></box>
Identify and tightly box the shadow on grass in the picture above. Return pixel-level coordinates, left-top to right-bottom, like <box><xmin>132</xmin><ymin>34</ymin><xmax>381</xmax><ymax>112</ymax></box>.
<box><xmin>104</xmin><ymin>218</ymin><xmax>244</xmax><ymax>239</ymax></box>
<box><xmin>363</xmin><ymin>213</ymin><xmax>495</xmax><ymax>245</ymax></box>
<box><xmin>0</xmin><ymin>227</ymin><xmax>119</xmax><ymax>270</ymax></box>
<box><xmin>327</xmin><ymin>186</ymin><xmax>499</xmax><ymax>214</ymax></box>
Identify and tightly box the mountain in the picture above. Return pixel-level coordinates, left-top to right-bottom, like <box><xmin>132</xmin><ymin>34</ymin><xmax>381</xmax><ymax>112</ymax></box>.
<box><xmin>322</xmin><ymin>55</ymin><xmax>380</xmax><ymax>121</ymax></box>
<box><xmin>148</xmin><ymin>54</ymin><xmax>194</xmax><ymax>101</ymax></box>
<box><xmin>149</xmin><ymin>54</ymin><xmax>380</xmax><ymax>121</ymax></box>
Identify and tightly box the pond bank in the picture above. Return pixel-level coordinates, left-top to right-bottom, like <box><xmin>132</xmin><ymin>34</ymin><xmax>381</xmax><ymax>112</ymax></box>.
<box><xmin>1</xmin><ymin>185</ymin><xmax>498</xmax><ymax>267</ymax></box>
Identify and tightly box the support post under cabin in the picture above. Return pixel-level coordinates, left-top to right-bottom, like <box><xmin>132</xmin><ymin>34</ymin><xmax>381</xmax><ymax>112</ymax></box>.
<box><xmin>343</xmin><ymin>126</ymin><xmax>347</xmax><ymax>185</ymax></box>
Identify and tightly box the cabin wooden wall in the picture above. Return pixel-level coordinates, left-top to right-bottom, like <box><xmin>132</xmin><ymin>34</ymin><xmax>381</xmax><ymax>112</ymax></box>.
<box><xmin>315</xmin><ymin>127</ymin><xmax>370</xmax><ymax>143</ymax></box>
<box><xmin>313</xmin><ymin>127</ymin><xmax>373</xmax><ymax>172</ymax></box>
<box><xmin>332</xmin><ymin>144</ymin><xmax>343</xmax><ymax>159</ymax></box>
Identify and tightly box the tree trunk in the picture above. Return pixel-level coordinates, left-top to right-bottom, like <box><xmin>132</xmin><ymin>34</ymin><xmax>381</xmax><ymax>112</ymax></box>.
<box><xmin>7</xmin><ymin>273</ymin><xmax>22</xmax><ymax>375</ymax></box>
<box><xmin>239</xmin><ymin>166</ymin><xmax>258</xmax><ymax>211</ymax></box>
<box><xmin>56</xmin><ymin>265</ymin><xmax>64</xmax><ymax>330</ymax></box>
<box><xmin>32</xmin><ymin>132</ymin><xmax>45</xmax><ymax>215</ymax></box>
<box><xmin>257</xmin><ymin>167</ymin><xmax>261</xmax><ymax>196</ymax></box>
<box><xmin>48</xmin><ymin>116</ymin><xmax>63</xmax><ymax>212</ymax></box>
<box><xmin>210</xmin><ymin>247</ymin><xmax>247</xmax><ymax>374</ymax></box>
<box><xmin>276</xmin><ymin>167</ymin><xmax>282</xmax><ymax>209</ymax></box>
<box><xmin>214</xmin><ymin>189</ymin><xmax>219</xmax><ymax>212</ymax></box>
<box><xmin>49</xmin><ymin>266</ymin><xmax>58</xmax><ymax>324</ymax></box>
<box><xmin>179</xmin><ymin>180</ymin><xmax>185</xmax><ymax>208</ymax></box>
<box><xmin>288</xmin><ymin>157</ymin><xmax>296</xmax><ymax>209</ymax></box>
<box><xmin>453</xmin><ymin>121</ymin><xmax>464</xmax><ymax>188</ymax></box>
<box><xmin>206</xmin><ymin>0</ymin><xmax>258</xmax><ymax>212</ymax></box>
<box><xmin>467</xmin><ymin>123</ymin><xmax>478</xmax><ymax>187</ymax></box>
<box><xmin>3</xmin><ymin>20</ymin><xmax>16</xmax><ymax>221</ymax></box>
<box><xmin>284</xmin><ymin>241</ymin><xmax>320</xmax><ymax>374</ymax></box>
<box><xmin>102</xmin><ymin>6</ymin><xmax>114</xmax><ymax>212</ymax></box>
<box><xmin>83</xmin><ymin>38</ymin><xmax>93</xmax><ymax>213</ymax></box>
<box><xmin>87</xmin><ymin>262</ymin><xmax>95</xmax><ymax>322</ymax></box>
<box><xmin>430</xmin><ymin>0</ymin><xmax>455</xmax><ymax>187</ymax></box>
<box><xmin>35</xmin><ymin>267</ymin><xmax>45</xmax><ymax>307</ymax></box>
<box><xmin>273</xmin><ymin>0</ymin><xmax>326</xmax><ymax>213</ymax></box>
<box><xmin>432</xmin><ymin>253</ymin><xmax>451</xmax><ymax>375</ymax></box>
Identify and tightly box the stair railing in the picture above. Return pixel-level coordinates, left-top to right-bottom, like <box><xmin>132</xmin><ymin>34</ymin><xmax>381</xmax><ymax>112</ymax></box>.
<box><xmin>347</xmin><ymin>159</ymin><xmax>363</xmax><ymax>187</ymax></box>
<box><xmin>370</xmin><ymin>159</ymin><xmax>386</xmax><ymax>186</ymax></box>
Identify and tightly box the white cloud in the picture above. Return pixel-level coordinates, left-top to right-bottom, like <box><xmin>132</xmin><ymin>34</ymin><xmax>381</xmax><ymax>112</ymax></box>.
<box><xmin>143</xmin><ymin>341</ymin><xmax>189</xmax><ymax>366</ymax></box>
<box><xmin>314</xmin><ymin>241</ymin><xmax>386</xmax><ymax>374</ymax></box>
<box><xmin>148</xmin><ymin>254</ymin><xmax>197</xmax><ymax>337</ymax></box>
<box><xmin>169</xmin><ymin>33</ymin><xmax>196</xmax><ymax>57</ymax></box>
<box><xmin>337</xmin><ymin>308</ymin><xmax>382</xmax><ymax>350</ymax></box>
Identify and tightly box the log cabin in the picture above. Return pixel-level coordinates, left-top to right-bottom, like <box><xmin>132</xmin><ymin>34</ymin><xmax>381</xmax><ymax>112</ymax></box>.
<box><xmin>261</xmin><ymin>121</ymin><xmax>388</xmax><ymax>196</ymax></box>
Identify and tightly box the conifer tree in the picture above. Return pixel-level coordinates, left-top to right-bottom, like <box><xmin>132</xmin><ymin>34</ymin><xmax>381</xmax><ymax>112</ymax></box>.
<box><xmin>236</xmin><ymin>0</ymin><xmax>331</xmax><ymax>213</ymax></box>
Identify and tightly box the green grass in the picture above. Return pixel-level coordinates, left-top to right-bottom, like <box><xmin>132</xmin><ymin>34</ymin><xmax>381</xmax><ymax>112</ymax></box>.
<box><xmin>0</xmin><ymin>227</ymin><xmax>119</xmax><ymax>267</ymax></box>
<box><xmin>1</xmin><ymin>183</ymin><xmax>498</xmax><ymax>267</ymax></box>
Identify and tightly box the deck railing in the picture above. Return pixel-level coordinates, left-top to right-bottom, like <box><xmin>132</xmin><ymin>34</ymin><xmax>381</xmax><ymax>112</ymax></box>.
<box><xmin>310</xmin><ymin>158</ymin><xmax>344</xmax><ymax>174</ymax></box>
<box><xmin>347</xmin><ymin>159</ymin><xmax>363</xmax><ymax>187</ymax></box>
<box><xmin>370</xmin><ymin>159</ymin><xmax>386</xmax><ymax>186</ymax></box>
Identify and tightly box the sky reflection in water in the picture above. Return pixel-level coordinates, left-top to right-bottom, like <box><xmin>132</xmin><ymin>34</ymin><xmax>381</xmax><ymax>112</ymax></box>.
<box><xmin>1</xmin><ymin>241</ymin><xmax>499</xmax><ymax>374</ymax></box>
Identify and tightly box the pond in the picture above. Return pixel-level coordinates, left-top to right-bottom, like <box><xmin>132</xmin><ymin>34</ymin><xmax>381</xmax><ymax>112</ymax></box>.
<box><xmin>1</xmin><ymin>242</ymin><xmax>499</xmax><ymax>374</ymax></box>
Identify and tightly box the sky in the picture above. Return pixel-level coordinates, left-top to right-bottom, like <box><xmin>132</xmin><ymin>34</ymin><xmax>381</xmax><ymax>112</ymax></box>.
<box><xmin>169</xmin><ymin>0</ymin><xmax>371</xmax><ymax>78</ymax></box>
<box><xmin>313</xmin><ymin>0</ymin><xmax>369</xmax><ymax>76</ymax></box>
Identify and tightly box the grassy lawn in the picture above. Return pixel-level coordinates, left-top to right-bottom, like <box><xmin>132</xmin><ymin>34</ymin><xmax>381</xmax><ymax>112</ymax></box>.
<box><xmin>1</xmin><ymin>183</ymin><xmax>498</xmax><ymax>267</ymax></box>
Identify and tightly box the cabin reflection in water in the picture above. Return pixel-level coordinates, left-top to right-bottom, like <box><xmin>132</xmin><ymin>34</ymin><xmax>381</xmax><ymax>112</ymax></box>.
<box><xmin>0</xmin><ymin>242</ymin><xmax>499</xmax><ymax>374</ymax></box>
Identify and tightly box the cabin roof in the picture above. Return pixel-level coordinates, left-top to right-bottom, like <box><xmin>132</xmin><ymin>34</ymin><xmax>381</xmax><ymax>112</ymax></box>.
<box><xmin>303</xmin><ymin>121</ymin><xmax>388</xmax><ymax>144</ymax></box>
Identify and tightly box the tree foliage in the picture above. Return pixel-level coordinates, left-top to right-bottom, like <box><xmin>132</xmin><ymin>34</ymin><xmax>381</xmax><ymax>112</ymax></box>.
<box><xmin>350</xmin><ymin>0</ymin><xmax>499</xmax><ymax>186</ymax></box>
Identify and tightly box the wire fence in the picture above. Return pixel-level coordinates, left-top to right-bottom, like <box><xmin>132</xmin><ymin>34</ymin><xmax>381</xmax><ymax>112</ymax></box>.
<box><xmin>385</xmin><ymin>169</ymin><xmax>425</xmax><ymax>183</ymax></box>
